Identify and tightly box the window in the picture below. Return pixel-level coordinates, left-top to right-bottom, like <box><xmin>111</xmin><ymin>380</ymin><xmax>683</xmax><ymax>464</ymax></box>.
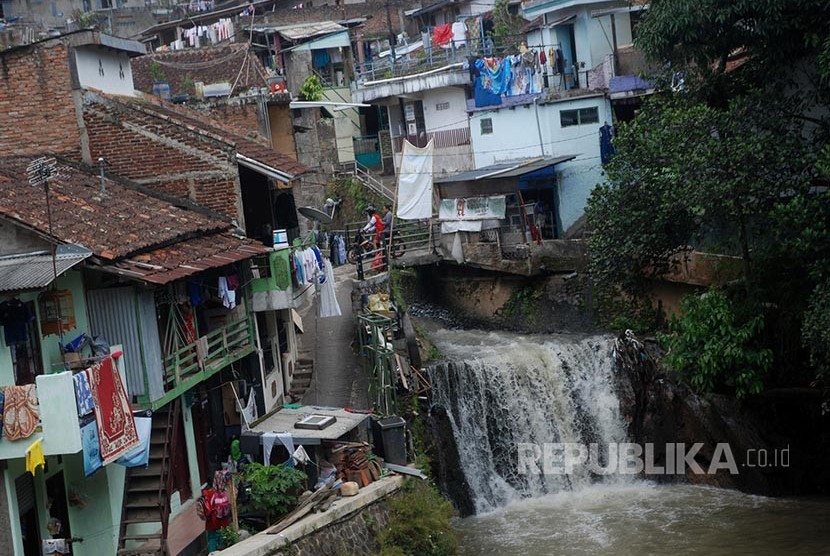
<box><xmin>480</xmin><ymin>118</ymin><xmax>493</xmax><ymax>135</ymax></box>
<box><xmin>560</xmin><ymin>107</ymin><xmax>600</xmax><ymax>127</ymax></box>
<box><xmin>436</xmin><ymin>102</ymin><xmax>450</xmax><ymax>111</ymax></box>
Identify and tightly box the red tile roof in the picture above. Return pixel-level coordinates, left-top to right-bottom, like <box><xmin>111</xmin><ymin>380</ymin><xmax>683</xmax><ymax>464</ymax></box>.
<box><xmin>0</xmin><ymin>158</ymin><xmax>228</xmax><ymax>261</ymax></box>
<box><xmin>131</xmin><ymin>44</ymin><xmax>269</xmax><ymax>97</ymax></box>
<box><xmin>91</xmin><ymin>91</ymin><xmax>308</xmax><ymax>179</ymax></box>
<box><xmin>0</xmin><ymin>157</ymin><xmax>269</xmax><ymax>285</ymax></box>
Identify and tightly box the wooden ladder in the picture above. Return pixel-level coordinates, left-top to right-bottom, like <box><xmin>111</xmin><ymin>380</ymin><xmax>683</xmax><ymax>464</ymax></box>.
<box><xmin>116</xmin><ymin>399</ymin><xmax>181</xmax><ymax>556</ymax></box>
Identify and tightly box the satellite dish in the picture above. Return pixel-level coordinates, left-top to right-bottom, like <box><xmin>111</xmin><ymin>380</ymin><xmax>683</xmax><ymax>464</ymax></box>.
<box><xmin>298</xmin><ymin>206</ymin><xmax>333</xmax><ymax>224</ymax></box>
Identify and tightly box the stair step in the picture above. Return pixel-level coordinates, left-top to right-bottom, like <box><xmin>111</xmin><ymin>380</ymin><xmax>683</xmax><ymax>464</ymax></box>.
<box><xmin>120</xmin><ymin>518</ymin><xmax>163</xmax><ymax>525</ymax></box>
<box><xmin>120</xmin><ymin>533</ymin><xmax>163</xmax><ymax>542</ymax></box>
<box><xmin>296</xmin><ymin>358</ymin><xmax>313</xmax><ymax>366</ymax></box>
<box><xmin>131</xmin><ymin>464</ymin><xmax>164</xmax><ymax>477</ymax></box>
<box><xmin>117</xmin><ymin>542</ymin><xmax>163</xmax><ymax>556</ymax></box>
<box><xmin>293</xmin><ymin>369</ymin><xmax>313</xmax><ymax>378</ymax></box>
<box><xmin>126</xmin><ymin>500</ymin><xmax>163</xmax><ymax>509</ymax></box>
<box><xmin>289</xmin><ymin>389</ymin><xmax>308</xmax><ymax>396</ymax></box>
<box><xmin>127</xmin><ymin>476</ymin><xmax>163</xmax><ymax>491</ymax></box>
<box><xmin>150</xmin><ymin>430</ymin><xmax>167</xmax><ymax>443</ymax></box>
<box><xmin>291</xmin><ymin>378</ymin><xmax>311</xmax><ymax>388</ymax></box>
<box><xmin>125</xmin><ymin>508</ymin><xmax>163</xmax><ymax>522</ymax></box>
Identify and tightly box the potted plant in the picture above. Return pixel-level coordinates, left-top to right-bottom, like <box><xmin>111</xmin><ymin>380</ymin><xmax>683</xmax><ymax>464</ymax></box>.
<box><xmin>150</xmin><ymin>61</ymin><xmax>171</xmax><ymax>100</ymax></box>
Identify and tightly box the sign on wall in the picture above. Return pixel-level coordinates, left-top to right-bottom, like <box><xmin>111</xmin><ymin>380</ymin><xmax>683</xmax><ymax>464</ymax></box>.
<box><xmin>439</xmin><ymin>195</ymin><xmax>506</xmax><ymax>221</ymax></box>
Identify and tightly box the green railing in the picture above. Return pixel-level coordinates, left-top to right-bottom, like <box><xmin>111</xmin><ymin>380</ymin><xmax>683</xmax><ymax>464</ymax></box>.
<box><xmin>138</xmin><ymin>317</ymin><xmax>254</xmax><ymax>410</ymax></box>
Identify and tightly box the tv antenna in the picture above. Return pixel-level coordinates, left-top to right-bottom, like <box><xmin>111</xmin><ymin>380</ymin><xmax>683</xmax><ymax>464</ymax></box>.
<box><xmin>26</xmin><ymin>156</ymin><xmax>66</xmax><ymax>344</ymax></box>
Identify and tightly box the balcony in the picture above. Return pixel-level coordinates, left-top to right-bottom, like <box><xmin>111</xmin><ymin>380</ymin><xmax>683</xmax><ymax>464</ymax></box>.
<box><xmin>0</xmin><ymin>372</ymin><xmax>82</xmax><ymax>460</ymax></box>
<box><xmin>137</xmin><ymin>317</ymin><xmax>255</xmax><ymax>410</ymax></box>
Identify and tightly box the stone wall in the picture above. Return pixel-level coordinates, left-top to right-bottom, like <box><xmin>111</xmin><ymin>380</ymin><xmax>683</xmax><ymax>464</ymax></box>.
<box><xmin>270</xmin><ymin>494</ymin><xmax>394</xmax><ymax>556</ymax></box>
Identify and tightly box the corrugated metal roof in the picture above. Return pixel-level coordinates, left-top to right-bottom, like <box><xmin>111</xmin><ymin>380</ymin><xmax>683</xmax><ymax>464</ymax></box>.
<box><xmin>434</xmin><ymin>155</ymin><xmax>577</xmax><ymax>183</ymax></box>
<box><xmin>106</xmin><ymin>233</ymin><xmax>269</xmax><ymax>285</ymax></box>
<box><xmin>253</xmin><ymin>21</ymin><xmax>347</xmax><ymax>40</ymax></box>
<box><xmin>0</xmin><ymin>245</ymin><xmax>92</xmax><ymax>292</ymax></box>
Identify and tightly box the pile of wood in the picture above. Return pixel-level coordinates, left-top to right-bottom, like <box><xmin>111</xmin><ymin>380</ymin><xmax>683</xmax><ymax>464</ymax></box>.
<box><xmin>327</xmin><ymin>441</ymin><xmax>382</xmax><ymax>488</ymax></box>
<box><xmin>266</xmin><ymin>484</ymin><xmax>338</xmax><ymax>535</ymax></box>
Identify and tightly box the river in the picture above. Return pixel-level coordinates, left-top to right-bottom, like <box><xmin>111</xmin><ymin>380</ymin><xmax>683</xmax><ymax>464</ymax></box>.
<box><xmin>426</xmin><ymin>328</ymin><xmax>830</xmax><ymax>555</ymax></box>
<box><xmin>455</xmin><ymin>482</ymin><xmax>830</xmax><ymax>555</ymax></box>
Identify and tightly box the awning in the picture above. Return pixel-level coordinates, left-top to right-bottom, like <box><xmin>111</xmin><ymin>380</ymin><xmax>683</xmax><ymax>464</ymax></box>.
<box><xmin>290</xmin><ymin>31</ymin><xmax>351</xmax><ymax>52</ymax></box>
<box><xmin>434</xmin><ymin>155</ymin><xmax>577</xmax><ymax>183</ymax></box>
<box><xmin>237</xmin><ymin>153</ymin><xmax>297</xmax><ymax>183</ymax></box>
<box><xmin>546</xmin><ymin>13</ymin><xmax>576</xmax><ymax>27</ymax></box>
<box><xmin>0</xmin><ymin>244</ymin><xmax>92</xmax><ymax>292</ymax></box>
<box><xmin>244</xmin><ymin>406</ymin><xmax>369</xmax><ymax>445</ymax></box>
<box><xmin>409</xmin><ymin>0</ymin><xmax>453</xmax><ymax>18</ymax></box>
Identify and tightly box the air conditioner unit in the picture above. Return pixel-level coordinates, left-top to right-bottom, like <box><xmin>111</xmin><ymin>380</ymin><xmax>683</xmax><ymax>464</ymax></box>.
<box><xmin>281</xmin><ymin>352</ymin><xmax>294</xmax><ymax>396</ymax></box>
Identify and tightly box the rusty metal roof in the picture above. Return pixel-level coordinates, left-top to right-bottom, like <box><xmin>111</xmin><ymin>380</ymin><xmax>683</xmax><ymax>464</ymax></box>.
<box><xmin>106</xmin><ymin>233</ymin><xmax>269</xmax><ymax>284</ymax></box>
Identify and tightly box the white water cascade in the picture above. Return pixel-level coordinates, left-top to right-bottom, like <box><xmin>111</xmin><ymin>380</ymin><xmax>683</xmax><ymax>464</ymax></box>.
<box><xmin>429</xmin><ymin>330</ymin><xmax>628</xmax><ymax>514</ymax></box>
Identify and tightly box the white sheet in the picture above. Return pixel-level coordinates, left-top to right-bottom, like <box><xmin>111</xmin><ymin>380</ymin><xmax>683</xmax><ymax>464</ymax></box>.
<box><xmin>396</xmin><ymin>139</ymin><xmax>434</xmax><ymax>220</ymax></box>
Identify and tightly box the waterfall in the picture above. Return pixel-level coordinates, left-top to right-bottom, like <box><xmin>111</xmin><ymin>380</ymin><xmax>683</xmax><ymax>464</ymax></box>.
<box><xmin>428</xmin><ymin>330</ymin><xmax>628</xmax><ymax>514</ymax></box>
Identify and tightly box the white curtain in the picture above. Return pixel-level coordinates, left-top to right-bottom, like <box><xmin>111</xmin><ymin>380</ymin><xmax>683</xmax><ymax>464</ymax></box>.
<box><xmin>396</xmin><ymin>139</ymin><xmax>434</xmax><ymax>219</ymax></box>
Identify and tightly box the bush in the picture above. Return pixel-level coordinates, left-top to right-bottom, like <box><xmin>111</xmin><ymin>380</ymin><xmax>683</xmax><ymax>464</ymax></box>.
<box><xmin>377</xmin><ymin>480</ymin><xmax>458</xmax><ymax>556</ymax></box>
<box><xmin>660</xmin><ymin>289</ymin><xmax>772</xmax><ymax>399</ymax></box>
<box><xmin>803</xmin><ymin>277</ymin><xmax>830</xmax><ymax>384</ymax></box>
<box><xmin>243</xmin><ymin>463</ymin><xmax>306</xmax><ymax>525</ymax></box>
<box><xmin>298</xmin><ymin>74</ymin><xmax>324</xmax><ymax>101</ymax></box>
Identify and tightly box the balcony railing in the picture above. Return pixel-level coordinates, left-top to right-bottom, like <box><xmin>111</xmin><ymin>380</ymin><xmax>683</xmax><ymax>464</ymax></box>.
<box><xmin>138</xmin><ymin>317</ymin><xmax>254</xmax><ymax>409</ymax></box>
<box><xmin>392</xmin><ymin>127</ymin><xmax>471</xmax><ymax>152</ymax></box>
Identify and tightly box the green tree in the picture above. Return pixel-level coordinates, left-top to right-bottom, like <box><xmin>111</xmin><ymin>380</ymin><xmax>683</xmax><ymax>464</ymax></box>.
<box><xmin>660</xmin><ymin>289</ymin><xmax>772</xmax><ymax>399</ymax></box>
<box><xmin>586</xmin><ymin>93</ymin><xmax>816</xmax><ymax>300</ymax></box>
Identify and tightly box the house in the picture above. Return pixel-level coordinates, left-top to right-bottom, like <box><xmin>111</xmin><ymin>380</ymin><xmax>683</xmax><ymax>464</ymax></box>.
<box><xmin>0</xmin><ymin>31</ymin><xmax>316</xmax><ymax>554</ymax></box>
<box><xmin>0</xmin><ymin>157</ymin><xmax>274</xmax><ymax>555</ymax></box>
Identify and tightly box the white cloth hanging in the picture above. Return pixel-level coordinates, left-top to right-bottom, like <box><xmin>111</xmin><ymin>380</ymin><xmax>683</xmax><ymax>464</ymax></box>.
<box><xmin>319</xmin><ymin>259</ymin><xmax>342</xmax><ymax>318</ymax></box>
<box><xmin>218</xmin><ymin>276</ymin><xmax>236</xmax><ymax>309</ymax></box>
<box><xmin>240</xmin><ymin>389</ymin><xmax>257</xmax><ymax>430</ymax></box>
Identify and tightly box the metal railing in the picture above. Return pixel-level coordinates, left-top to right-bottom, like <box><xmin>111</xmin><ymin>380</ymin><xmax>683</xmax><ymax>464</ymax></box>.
<box><xmin>392</xmin><ymin>127</ymin><xmax>471</xmax><ymax>152</ymax></box>
<box><xmin>162</xmin><ymin>317</ymin><xmax>253</xmax><ymax>389</ymax></box>
<box><xmin>335</xmin><ymin>218</ymin><xmax>437</xmax><ymax>280</ymax></box>
<box><xmin>339</xmin><ymin>160</ymin><xmax>396</xmax><ymax>201</ymax></box>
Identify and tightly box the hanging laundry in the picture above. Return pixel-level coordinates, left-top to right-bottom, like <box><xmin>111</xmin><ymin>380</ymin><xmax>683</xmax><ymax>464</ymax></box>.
<box><xmin>241</xmin><ymin>389</ymin><xmax>257</xmax><ymax>429</ymax></box>
<box><xmin>116</xmin><ymin>416</ymin><xmax>153</xmax><ymax>468</ymax></box>
<box><xmin>0</xmin><ymin>299</ymin><xmax>30</xmax><ymax>346</ymax></box>
<box><xmin>433</xmin><ymin>24</ymin><xmax>453</xmax><ymax>47</ymax></box>
<box><xmin>25</xmin><ymin>438</ymin><xmax>44</xmax><ymax>475</ymax></box>
<box><xmin>81</xmin><ymin>418</ymin><xmax>103</xmax><ymax>477</ymax></box>
<box><xmin>226</xmin><ymin>274</ymin><xmax>240</xmax><ymax>291</ymax></box>
<box><xmin>73</xmin><ymin>370</ymin><xmax>95</xmax><ymax>417</ymax></box>
<box><xmin>3</xmin><ymin>384</ymin><xmax>39</xmax><ymax>441</ymax></box>
<box><xmin>261</xmin><ymin>432</ymin><xmax>278</xmax><ymax>465</ymax></box>
<box><xmin>312</xmin><ymin>49</ymin><xmax>331</xmax><ymax>68</ymax></box>
<box><xmin>319</xmin><ymin>259</ymin><xmax>342</xmax><ymax>318</ymax></box>
<box><xmin>88</xmin><ymin>356</ymin><xmax>140</xmax><ymax>464</ymax></box>
<box><xmin>41</xmin><ymin>539</ymin><xmax>70</xmax><ymax>555</ymax></box>
<box><xmin>218</xmin><ymin>277</ymin><xmax>236</xmax><ymax>309</ymax></box>
<box><xmin>312</xmin><ymin>246</ymin><xmax>323</xmax><ymax>271</ymax></box>
<box><xmin>451</xmin><ymin>21</ymin><xmax>467</xmax><ymax>47</ymax></box>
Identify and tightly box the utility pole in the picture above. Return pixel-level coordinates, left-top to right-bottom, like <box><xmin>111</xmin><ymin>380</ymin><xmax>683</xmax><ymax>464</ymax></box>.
<box><xmin>385</xmin><ymin>0</ymin><xmax>396</xmax><ymax>69</ymax></box>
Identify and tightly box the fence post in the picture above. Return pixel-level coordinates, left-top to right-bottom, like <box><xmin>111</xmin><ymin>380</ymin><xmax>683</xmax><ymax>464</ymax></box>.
<box><xmin>357</xmin><ymin>251</ymin><xmax>365</xmax><ymax>281</ymax></box>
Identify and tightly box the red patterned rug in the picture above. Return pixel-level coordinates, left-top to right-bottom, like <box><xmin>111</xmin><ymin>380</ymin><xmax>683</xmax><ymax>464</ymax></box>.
<box><xmin>89</xmin><ymin>356</ymin><xmax>139</xmax><ymax>463</ymax></box>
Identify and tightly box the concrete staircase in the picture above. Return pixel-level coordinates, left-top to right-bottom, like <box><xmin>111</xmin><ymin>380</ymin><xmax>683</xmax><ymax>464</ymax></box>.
<box><xmin>289</xmin><ymin>358</ymin><xmax>314</xmax><ymax>400</ymax></box>
<box><xmin>339</xmin><ymin>160</ymin><xmax>395</xmax><ymax>202</ymax></box>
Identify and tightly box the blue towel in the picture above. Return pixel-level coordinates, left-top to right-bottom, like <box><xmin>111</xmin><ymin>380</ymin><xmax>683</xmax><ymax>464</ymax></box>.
<box><xmin>73</xmin><ymin>371</ymin><xmax>95</xmax><ymax>417</ymax></box>
<box><xmin>117</xmin><ymin>416</ymin><xmax>153</xmax><ymax>468</ymax></box>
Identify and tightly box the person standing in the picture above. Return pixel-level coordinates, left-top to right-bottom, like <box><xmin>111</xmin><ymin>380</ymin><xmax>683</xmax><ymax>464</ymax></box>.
<box><xmin>534</xmin><ymin>199</ymin><xmax>547</xmax><ymax>239</ymax></box>
<box><xmin>381</xmin><ymin>204</ymin><xmax>393</xmax><ymax>243</ymax></box>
